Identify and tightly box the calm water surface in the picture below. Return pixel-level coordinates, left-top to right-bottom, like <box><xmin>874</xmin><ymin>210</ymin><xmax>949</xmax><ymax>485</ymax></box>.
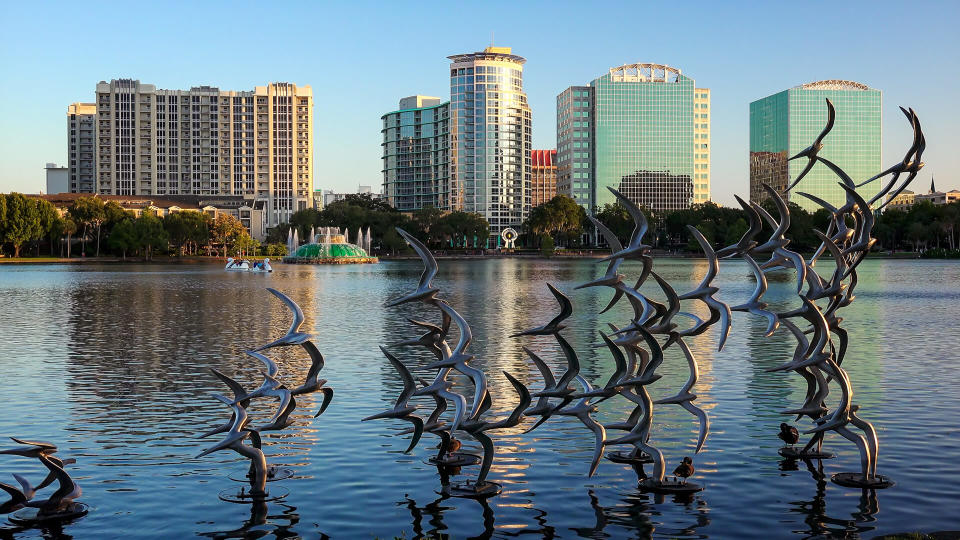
<box><xmin>1</xmin><ymin>258</ymin><xmax>958</xmax><ymax>539</ymax></box>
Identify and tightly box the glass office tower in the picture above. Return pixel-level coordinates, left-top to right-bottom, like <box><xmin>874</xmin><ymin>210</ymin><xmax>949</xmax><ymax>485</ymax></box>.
<box><xmin>448</xmin><ymin>46</ymin><xmax>532</xmax><ymax>242</ymax></box>
<box><xmin>750</xmin><ymin>80</ymin><xmax>881</xmax><ymax>211</ymax></box>
<box><xmin>557</xmin><ymin>63</ymin><xmax>709</xmax><ymax>214</ymax></box>
<box><xmin>381</xmin><ymin>95</ymin><xmax>450</xmax><ymax>211</ymax></box>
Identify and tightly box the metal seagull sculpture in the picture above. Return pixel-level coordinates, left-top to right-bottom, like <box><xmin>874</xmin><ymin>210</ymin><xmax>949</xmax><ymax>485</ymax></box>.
<box><xmin>387</xmin><ymin>228</ymin><xmax>440</xmax><ymax>307</ymax></box>
<box><xmin>523</xmin><ymin>332</ymin><xmax>581</xmax><ymax>433</ymax></box>
<box><xmin>653</xmin><ymin>337</ymin><xmax>709</xmax><ymax>453</ymax></box>
<box><xmin>361</xmin><ymin>346</ymin><xmax>423</xmax><ymax>454</ymax></box>
<box><xmin>197</xmin><ymin>394</ymin><xmax>269</xmax><ymax>497</ymax></box>
<box><xmin>521</xmin><ymin>347</ymin><xmax>558</xmax><ymax>419</ymax></box>
<box><xmin>457</xmin><ymin>371</ymin><xmax>532</xmax><ymax>492</ymax></box>
<box><xmin>510</xmin><ymin>283</ymin><xmax>573</xmax><ymax>337</ymax></box>
<box><xmin>553</xmin><ymin>375</ymin><xmax>608</xmax><ymax>477</ymax></box>
<box><xmin>598</xmin><ymin>187</ymin><xmax>652</xmax><ymax>263</ymax></box>
<box><xmin>200</xmin><ymin>368</ymin><xmax>252</xmax><ymax>439</ymax></box>
<box><xmin>254</xmin><ymin>288</ymin><xmax>312</xmax><ymax>351</ymax></box>
<box><xmin>751</xmin><ymin>185</ymin><xmax>808</xmax><ymax>294</ymax></box>
<box><xmin>785</xmin><ymin>98</ymin><xmax>835</xmax><ymax>192</ymax></box>
<box><xmin>292</xmin><ymin>341</ymin><xmax>335</xmax><ymax>418</ymax></box>
<box><xmin>716</xmin><ymin>195</ymin><xmax>764</xmax><ymax>258</ymax></box>
<box><xmin>577</xmin><ymin>217</ymin><xmax>626</xmax><ymax>313</ymax></box>
<box><xmin>0</xmin><ymin>474</ymin><xmax>33</xmax><ymax>514</ymax></box>
<box><xmin>730</xmin><ymin>252</ymin><xmax>779</xmax><ymax>336</ymax></box>
<box><xmin>429</xmin><ymin>301</ymin><xmax>488</xmax><ymax>421</ymax></box>
<box><xmin>677</xmin><ymin>225</ymin><xmax>732</xmax><ymax>351</ymax></box>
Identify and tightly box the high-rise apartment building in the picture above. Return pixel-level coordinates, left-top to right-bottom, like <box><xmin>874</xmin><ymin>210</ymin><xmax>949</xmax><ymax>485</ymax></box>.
<box><xmin>557</xmin><ymin>63</ymin><xmax>709</xmax><ymax>214</ymax></box>
<box><xmin>448</xmin><ymin>46</ymin><xmax>532</xmax><ymax>240</ymax></box>
<box><xmin>749</xmin><ymin>80</ymin><xmax>881</xmax><ymax>212</ymax></box>
<box><xmin>381</xmin><ymin>95</ymin><xmax>450</xmax><ymax>211</ymax></box>
<box><xmin>530</xmin><ymin>149</ymin><xmax>557</xmax><ymax>207</ymax></box>
<box><xmin>92</xmin><ymin>79</ymin><xmax>313</xmax><ymax>227</ymax></box>
<box><xmin>67</xmin><ymin>102</ymin><xmax>97</xmax><ymax>193</ymax></box>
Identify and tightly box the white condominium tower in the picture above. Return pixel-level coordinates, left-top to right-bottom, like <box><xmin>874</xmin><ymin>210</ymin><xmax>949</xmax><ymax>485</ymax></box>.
<box><xmin>92</xmin><ymin>79</ymin><xmax>313</xmax><ymax>226</ymax></box>
<box><xmin>447</xmin><ymin>46</ymin><xmax>532</xmax><ymax>242</ymax></box>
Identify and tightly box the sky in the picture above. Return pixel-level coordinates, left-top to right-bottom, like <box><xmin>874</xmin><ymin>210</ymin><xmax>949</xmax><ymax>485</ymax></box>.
<box><xmin>0</xmin><ymin>1</ymin><xmax>957</xmax><ymax>206</ymax></box>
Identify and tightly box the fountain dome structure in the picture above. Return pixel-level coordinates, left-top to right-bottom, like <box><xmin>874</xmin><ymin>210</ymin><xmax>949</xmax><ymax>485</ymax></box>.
<box><xmin>282</xmin><ymin>227</ymin><xmax>378</xmax><ymax>264</ymax></box>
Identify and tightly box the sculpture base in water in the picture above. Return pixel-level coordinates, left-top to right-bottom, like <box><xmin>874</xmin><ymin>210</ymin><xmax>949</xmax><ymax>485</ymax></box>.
<box><xmin>831</xmin><ymin>473</ymin><xmax>895</xmax><ymax>489</ymax></box>
<box><xmin>778</xmin><ymin>447</ymin><xmax>835</xmax><ymax>460</ymax></box>
<box><xmin>426</xmin><ymin>453</ymin><xmax>481</xmax><ymax>468</ymax></box>
<box><xmin>218</xmin><ymin>485</ymin><xmax>289</xmax><ymax>503</ymax></box>
<box><xmin>443</xmin><ymin>480</ymin><xmax>502</xmax><ymax>499</ymax></box>
<box><xmin>229</xmin><ymin>466</ymin><xmax>294</xmax><ymax>483</ymax></box>
<box><xmin>8</xmin><ymin>503</ymin><xmax>89</xmax><ymax>525</ymax></box>
<box><xmin>606</xmin><ymin>450</ymin><xmax>654</xmax><ymax>465</ymax></box>
<box><xmin>638</xmin><ymin>478</ymin><xmax>703</xmax><ymax>495</ymax></box>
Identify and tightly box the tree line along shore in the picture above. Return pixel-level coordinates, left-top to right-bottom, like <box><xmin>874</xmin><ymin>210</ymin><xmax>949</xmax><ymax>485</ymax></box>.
<box><xmin>1</xmin><ymin>192</ymin><xmax>957</xmax><ymax>261</ymax></box>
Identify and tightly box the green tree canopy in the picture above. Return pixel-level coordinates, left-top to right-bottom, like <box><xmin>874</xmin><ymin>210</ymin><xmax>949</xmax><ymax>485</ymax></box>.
<box><xmin>68</xmin><ymin>196</ymin><xmax>106</xmax><ymax>256</ymax></box>
<box><xmin>2</xmin><ymin>193</ymin><xmax>44</xmax><ymax>257</ymax></box>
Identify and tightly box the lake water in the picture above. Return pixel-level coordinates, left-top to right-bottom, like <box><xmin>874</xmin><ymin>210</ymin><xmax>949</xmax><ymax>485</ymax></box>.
<box><xmin>1</xmin><ymin>258</ymin><xmax>958</xmax><ymax>539</ymax></box>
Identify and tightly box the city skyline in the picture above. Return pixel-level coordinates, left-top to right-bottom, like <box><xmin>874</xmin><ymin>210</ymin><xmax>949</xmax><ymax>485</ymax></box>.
<box><xmin>1</xmin><ymin>1</ymin><xmax>957</xmax><ymax>206</ymax></box>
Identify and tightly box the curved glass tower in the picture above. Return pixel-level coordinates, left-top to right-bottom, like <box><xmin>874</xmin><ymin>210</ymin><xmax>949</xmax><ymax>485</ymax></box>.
<box><xmin>448</xmin><ymin>46</ymin><xmax>532</xmax><ymax>242</ymax></box>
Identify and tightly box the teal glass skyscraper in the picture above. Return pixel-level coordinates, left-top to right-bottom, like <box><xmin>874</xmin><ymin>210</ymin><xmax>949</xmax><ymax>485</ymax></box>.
<box><xmin>381</xmin><ymin>95</ymin><xmax>450</xmax><ymax>211</ymax></box>
<box><xmin>557</xmin><ymin>63</ymin><xmax>710</xmax><ymax>214</ymax></box>
<box><xmin>750</xmin><ymin>80</ymin><xmax>881</xmax><ymax>211</ymax></box>
<box><xmin>448</xmin><ymin>46</ymin><xmax>532</xmax><ymax>242</ymax></box>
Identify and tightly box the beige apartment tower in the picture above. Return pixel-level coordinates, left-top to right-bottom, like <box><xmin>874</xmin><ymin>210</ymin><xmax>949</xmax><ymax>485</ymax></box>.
<box><xmin>693</xmin><ymin>89</ymin><xmax>711</xmax><ymax>204</ymax></box>
<box><xmin>93</xmin><ymin>79</ymin><xmax>313</xmax><ymax>226</ymax></box>
<box><xmin>67</xmin><ymin>102</ymin><xmax>97</xmax><ymax>193</ymax></box>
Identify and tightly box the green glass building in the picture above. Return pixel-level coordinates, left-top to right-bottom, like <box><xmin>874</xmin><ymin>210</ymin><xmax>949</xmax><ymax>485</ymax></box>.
<box><xmin>557</xmin><ymin>63</ymin><xmax>710</xmax><ymax>214</ymax></box>
<box><xmin>381</xmin><ymin>96</ymin><xmax>450</xmax><ymax>211</ymax></box>
<box><xmin>749</xmin><ymin>80</ymin><xmax>881</xmax><ymax>211</ymax></box>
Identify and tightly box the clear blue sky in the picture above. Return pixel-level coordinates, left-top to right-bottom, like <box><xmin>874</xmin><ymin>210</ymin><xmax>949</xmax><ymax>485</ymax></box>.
<box><xmin>1</xmin><ymin>1</ymin><xmax>957</xmax><ymax>205</ymax></box>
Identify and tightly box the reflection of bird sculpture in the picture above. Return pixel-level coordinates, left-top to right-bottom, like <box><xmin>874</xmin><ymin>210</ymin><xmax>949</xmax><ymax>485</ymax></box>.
<box><xmin>362</xmin><ymin>346</ymin><xmax>424</xmax><ymax>454</ymax></box>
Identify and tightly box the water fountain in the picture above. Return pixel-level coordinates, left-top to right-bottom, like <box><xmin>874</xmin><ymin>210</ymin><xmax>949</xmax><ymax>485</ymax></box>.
<box><xmin>283</xmin><ymin>226</ymin><xmax>378</xmax><ymax>264</ymax></box>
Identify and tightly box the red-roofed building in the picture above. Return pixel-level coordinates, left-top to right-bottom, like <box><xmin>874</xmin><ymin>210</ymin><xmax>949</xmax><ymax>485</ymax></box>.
<box><xmin>531</xmin><ymin>149</ymin><xmax>557</xmax><ymax>207</ymax></box>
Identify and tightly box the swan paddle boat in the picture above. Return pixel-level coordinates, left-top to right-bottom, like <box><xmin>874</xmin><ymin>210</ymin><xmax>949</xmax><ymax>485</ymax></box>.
<box><xmin>225</xmin><ymin>258</ymin><xmax>273</xmax><ymax>272</ymax></box>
